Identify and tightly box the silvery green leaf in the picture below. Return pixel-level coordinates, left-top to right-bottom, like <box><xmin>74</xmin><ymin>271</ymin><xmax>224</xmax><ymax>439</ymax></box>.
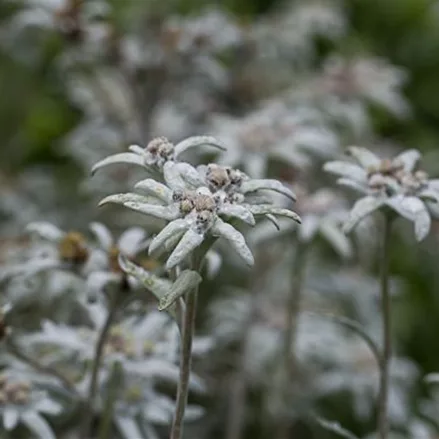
<box><xmin>163</xmin><ymin>161</ymin><xmax>187</xmax><ymax>191</ymax></box>
<box><xmin>386</xmin><ymin>195</ymin><xmax>431</xmax><ymax>241</ymax></box>
<box><xmin>313</xmin><ymin>414</ymin><xmax>359</xmax><ymax>439</ymax></box>
<box><xmin>298</xmin><ymin>215</ymin><xmax>319</xmax><ymax>242</ymax></box>
<box><xmin>174</xmin><ymin>135</ymin><xmax>226</xmax><ymax>158</ymax></box>
<box><xmin>324</xmin><ymin>161</ymin><xmax>368</xmax><ymax>182</ymax></box>
<box><xmin>428</xmin><ymin>179</ymin><xmax>439</xmax><ymax>191</ymax></box>
<box><xmin>118</xmin><ymin>255</ymin><xmax>172</xmax><ymax>305</ymax></box>
<box><xmin>218</xmin><ymin>204</ymin><xmax>255</xmax><ymax>225</ymax></box>
<box><xmin>91</xmin><ymin>153</ymin><xmax>146</xmax><ymax>175</ymax></box>
<box><xmin>3</xmin><ymin>408</ymin><xmax>19</xmax><ymax>430</ymax></box>
<box><xmin>1</xmin><ymin>259</ymin><xmax>56</xmax><ymax>283</ymax></box>
<box><xmin>34</xmin><ymin>398</ymin><xmax>62</xmax><ymax>415</ymax></box>
<box><xmin>211</xmin><ymin>219</ymin><xmax>254</xmax><ymax>266</ymax></box>
<box><xmin>99</xmin><ymin>193</ymin><xmax>151</xmax><ymax>207</ymax></box>
<box><xmin>174</xmin><ymin>162</ymin><xmax>205</xmax><ymax>188</ymax></box>
<box><xmin>118</xmin><ymin>227</ymin><xmax>147</xmax><ymax>255</ymax></box>
<box><xmin>424</xmin><ymin>373</ymin><xmax>439</xmax><ymax>384</ymax></box>
<box><xmin>265</xmin><ymin>214</ymin><xmax>280</xmax><ymax>230</ymax></box>
<box><xmin>347</xmin><ymin>146</ymin><xmax>381</xmax><ymax>168</ymax></box>
<box><xmin>99</xmin><ymin>193</ymin><xmax>180</xmax><ymax>220</ymax></box>
<box><xmin>166</xmin><ymin>229</ymin><xmax>205</xmax><ymax>269</ymax></box>
<box><xmin>205</xmin><ymin>250</ymin><xmax>222</xmax><ymax>278</ymax></box>
<box><xmin>89</xmin><ymin>222</ymin><xmax>113</xmax><ymax>251</ymax></box>
<box><xmin>184</xmin><ymin>405</ymin><xmax>205</xmax><ymax>421</ymax></box>
<box><xmin>418</xmin><ymin>189</ymin><xmax>439</xmax><ymax>204</ymax></box>
<box><xmin>343</xmin><ymin>196</ymin><xmax>384</xmax><ymax>233</ymax></box>
<box><xmin>336</xmin><ymin>178</ymin><xmax>368</xmax><ymax>194</ymax></box>
<box><xmin>115</xmin><ymin>416</ymin><xmax>143</xmax><ymax>439</ymax></box>
<box><xmin>320</xmin><ymin>221</ymin><xmax>353</xmax><ymax>259</ymax></box>
<box><xmin>128</xmin><ymin>144</ymin><xmax>145</xmax><ymax>155</ymax></box>
<box><xmin>247</xmin><ymin>205</ymin><xmax>302</xmax><ymax>223</ymax></box>
<box><xmin>21</xmin><ymin>412</ymin><xmax>56</xmax><ymax>439</ymax></box>
<box><xmin>240</xmin><ymin>179</ymin><xmax>296</xmax><ymax>201</ymax></box>
<box><xmin>144</xmin><ymin>400</ymin><xmax>172</xmax><ymax>425</ymax></box>
<box><xmin>395</xmin><ymin>149</ymin><xmax>421</xmax><ymax>172</ymax></box>
<box><xmin>158</xmin><ymin>270</ymin><xmax>202</xmax><ymax>311</ymax></box>
<box><xmin>134</xmin><ymin>179</ymin><xmax>173</xmax><ymax>203</ymax></box>
<box><xmin>26</xmin><ymin>222</ymin><xmax>64</xmax><ymax>241</ymax></box>
<box><xmin>149</xmin><ymin>219</ymin><xmax>189</xmax><ymax>254</ymax></box>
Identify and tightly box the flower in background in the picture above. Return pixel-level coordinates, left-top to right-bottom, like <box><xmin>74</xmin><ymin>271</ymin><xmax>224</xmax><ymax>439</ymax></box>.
<box><xmin>0</xmin><ymin>372</ymin><xmax>62</xmax><ymax>439</ymax></box>
<box><xmin>325</xmin><ymin>146</ymin><xmax>439</xmax><ymax>241</ymax></box>
<box><xmin>211</xmin><ymin>101</ymin><xmax>338</xmax><ymax>178</ymax></box>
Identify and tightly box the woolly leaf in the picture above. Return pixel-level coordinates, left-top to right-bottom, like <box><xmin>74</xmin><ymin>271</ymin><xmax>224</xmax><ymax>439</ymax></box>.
<box><xmin>174</xmin><ymin>135</ymin><xmax>226</xmax><ymax>158</ymax></box>
<box><xmin>218</xmin><ymin>204</ymin><xmax>255</xmax><ymax>225</ymax></box>
<box><xmin>211</xmin><ymin>219</ymin><xmax>254</xmax><ymax>266</ymax></box>
<box><xmin>134</xmin><ymin>179</ymin><xmax>173</xmax><ymax>203</ymax></box>
<box><xmin>166</xmin><ymin>229</ymin><xmax>204</xmax><ymax>269</ymax></box>
<box><xmin>240</xmin><ymin>179</ymin><xmax>296</xmax><ymax>201</ymax></box>
<box><xmin>91</xmin><ymin>153</ymin><xmax>147</xmax><ymax>175</ymax></box>
<box><xmin>347</xmin><ymin>146</ymin><xmax>381</xmax><ymax>168</ymax></box>
<box><xmin>158</xmin><ymin>270</ymin><xmax>202</xmax><ymax>311</ymax></box>
<box><xmin>343</xmin><ymin>196</ymin><xmax>383</xmax><ymax>233</ymax></box>
<box><xmin>149</xmin><ymin>219</ymin><xmax>189</xmax><ymax>255</ymax></box>
<box><xmin>324</xmin><ymin>161</ymin><xmax>367</xmax><ymax>182</ymax></box>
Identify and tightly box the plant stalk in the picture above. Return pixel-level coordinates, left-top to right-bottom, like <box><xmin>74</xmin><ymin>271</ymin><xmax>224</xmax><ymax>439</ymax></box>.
<box><xmin>378</xmin><ymin>216</ymin><xmax>392</xmax><ymax>439</ymax></box>
<box><xmin>81</xmin><ymin>301</ymin><xmax>118</xmax><ymax>439</ymax></box>
<box><xmin>169</xmin><ymin>255</ymin><xmax>203</xmax><ymax>439</ymax></box>
<box><xmin>277</xmin><ymin>243</ymin><xmax>308</xmax><ymax>439</ymax></box>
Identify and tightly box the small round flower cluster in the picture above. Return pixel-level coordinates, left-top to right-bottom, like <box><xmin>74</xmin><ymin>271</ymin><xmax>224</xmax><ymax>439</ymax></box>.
<box><xmin>366</xmin><ymin>156</ymin><xmax>429</xmax><ymax>197</ymax></box>
<box><xmin>0</xmin><ymin>376</ymin><xmax>31</xmax><ymax>406</ymax></box>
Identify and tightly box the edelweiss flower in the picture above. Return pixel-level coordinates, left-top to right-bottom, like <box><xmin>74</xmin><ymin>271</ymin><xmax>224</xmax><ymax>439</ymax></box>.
<box><xmin>211</xmin><ymin>101</ymin><xmax>338</xmax><ymax>178</ymax></box>
<box><xmin>0</xmin><ymin>372</ymin><xmax>61</xmax><ymax>439</ymax></box>
<box><xmin>98</xmin><ymin>156</ymin><xmax>301</xmax><ymax>269</ymax></box>
<box><xmin>324</xmin><ymin>146</ymin><xmax>439</xmax><ymax>240</ymax></box>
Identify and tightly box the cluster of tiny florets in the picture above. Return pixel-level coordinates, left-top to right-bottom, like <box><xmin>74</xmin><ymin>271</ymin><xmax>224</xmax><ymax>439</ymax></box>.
<box><xmin>0</xmin><ymin>376</ymin><xmax>31</xmax><ymax>406</ymax></box>
<box><xmin>366</xmin><ymin>158</ymin><xmax>429</xmax><ymax>196</ymax></box>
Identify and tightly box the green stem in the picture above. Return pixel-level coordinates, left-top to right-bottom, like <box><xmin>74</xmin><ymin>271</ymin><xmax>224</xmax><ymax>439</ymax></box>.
<box><xmin>277</xmin><ymin>243</ymin><xmax>308</xmax><ymax>439</ymax></box>
<box><xmin>169</xmin><ymin>253</ymin><xmax>203</xmax><ymax>439</ymax></box>
<box><xmin>378</xmin><ymin>216</ymin><xmax>392</xmax><ymax>439</ymax></box>
<box><xmin>81</xmin><ymin>301</ymin><xmax>118</xmax><ymax>438</ymax></box>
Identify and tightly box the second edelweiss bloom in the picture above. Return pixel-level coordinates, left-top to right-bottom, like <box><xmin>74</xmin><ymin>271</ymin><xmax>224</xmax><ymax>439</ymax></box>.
<box><xmin>324</xmin><ymin>146</ymin><xmax>439</xmax><ymax>240</ymax></box>
<box><xmin>96</xmin><ymin>137</ymin><xmax>301</xmax><ymax>269</ymax></box>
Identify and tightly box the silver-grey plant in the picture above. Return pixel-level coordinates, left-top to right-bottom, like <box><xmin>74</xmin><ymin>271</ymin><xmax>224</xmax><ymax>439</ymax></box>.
<box><xmin>94</xmin><ymin>134</ymin><xmax>301</xmax><ymax>439</ymax></box>
<box><xmin>325</xmin><ymin>145</ymin><xmax>439</xmax><ymax>439</ymax></box>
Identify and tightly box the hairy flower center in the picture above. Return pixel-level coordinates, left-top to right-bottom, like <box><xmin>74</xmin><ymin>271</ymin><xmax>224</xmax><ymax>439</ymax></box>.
<box><xmin>58</xmin><ymin>232</ymin><xmax>89</xmax><ymax>265</ymax></box>
<box><xmin>0</xmin><ymin>379</ymin><xmax>31</xmax><ymax>406</ymax></box>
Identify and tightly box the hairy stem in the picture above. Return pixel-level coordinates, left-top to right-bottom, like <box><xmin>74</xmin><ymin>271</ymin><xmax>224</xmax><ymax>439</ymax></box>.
<box><xmin>169</xmin><ymin>255</ymin><xmax>202</xmax><ymax>439</ymax></box>
<box><xmin>81</xmin><ymin>302</ymin><xmax>118</xmax><ymax>438</ymax></box>
<box><xmin>277</xmin><ymin>244</ymin><xmax>308</xmax><ymax>439</ymax></box>
<box><xmin>378</xmin><ymin>216</ymin><xmax>392</xmax><ymax>439</ymax></box>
